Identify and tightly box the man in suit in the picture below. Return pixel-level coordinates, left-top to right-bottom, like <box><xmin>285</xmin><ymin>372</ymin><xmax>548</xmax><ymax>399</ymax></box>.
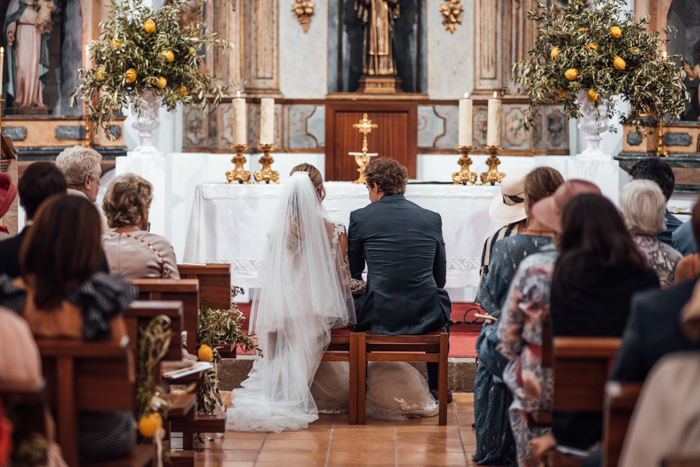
<box><xmin>348</xmin><ymin>158</ymin><xmax>452</xmax><ymax>397</ymax></box>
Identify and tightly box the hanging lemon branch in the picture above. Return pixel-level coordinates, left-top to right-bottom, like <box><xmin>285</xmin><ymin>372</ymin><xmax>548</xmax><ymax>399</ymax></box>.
<box><xmin>70</xmin><ymin>0</ymin><xmax>235</xmax><ymax>138</ymax></box>
<box><xmin>512</xmin><ymin>0</ymin><xmax>688</xmax><ymax>132</ymax></box>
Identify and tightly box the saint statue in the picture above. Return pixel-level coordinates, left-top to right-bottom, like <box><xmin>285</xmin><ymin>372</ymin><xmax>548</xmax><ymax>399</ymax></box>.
<box><xmin>355</xmin><ymin>0</ymin><xmax>400</xmax><ymax>78</ymax></box>
<box><xmin>4</xmin><ymin>0</ymin><xmax>55</xmax><ymax>110</ymax></box>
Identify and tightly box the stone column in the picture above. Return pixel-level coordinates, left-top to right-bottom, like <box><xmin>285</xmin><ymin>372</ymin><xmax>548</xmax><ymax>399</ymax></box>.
<box><xmin>238</xmin><ymin>0</ymin><xmax>282</xmax><ymax>97</ymax></box>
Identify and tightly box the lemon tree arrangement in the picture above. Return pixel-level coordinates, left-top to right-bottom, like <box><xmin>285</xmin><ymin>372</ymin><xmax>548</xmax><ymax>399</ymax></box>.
<box><xmin>513</xmin><ymin>0</ymin><xmax>687</xmax><ymax>158</ymax></box>
<box><xmin>70</xmin><ymin>0</ymin><xmax>234</xmax><ymax>144</ymax></box>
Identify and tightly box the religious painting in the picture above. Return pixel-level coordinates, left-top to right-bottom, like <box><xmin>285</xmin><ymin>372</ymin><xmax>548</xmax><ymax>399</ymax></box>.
<box><xmin>667</xmin><ymin>0</ymin><xmax>700</xmax><ymax>121</ymax></box>
<box><xmin>207</xmin><ymin>108</ymin><xmax>218</xmax><ymax>147</ymax></box>
<box><xmin>473</xmin><ymin>108</ymin><xmax>488</xmax><ymax>147</ymax></box>
<box><xmin>184</xmin><ymin>109</ymin><xmax>206</xmax><ymax>147</ymax></box>
<box><xmin>545</xmin><ymin>108</ymin><xmax>567</xmax><ymax>149</ymax></box>
<box><xmin>0</xmin><ymin>0</ymin><xmax>82</xmax><ymax>117</ymax></box>
<box><xmin>504</xmin><ymin>107</ymin><xmax>528</xmax><ymax>148</ymax></box>
<box><xmin>531</xmin><ymin>112</ymin><xmax>544</xmax><ymax>149</ymax></box>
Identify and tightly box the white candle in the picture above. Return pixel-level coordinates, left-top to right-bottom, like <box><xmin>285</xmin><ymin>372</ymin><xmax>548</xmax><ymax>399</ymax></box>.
<box><xmin>233</xmin><ymin>90</ymin><xmax>247</xmax><ymax>145</ymax></box>
<box><xmin>458</xmin><ymin>92</ymin><xmax>473</xmax><ymax>147</ymax></box>
<box><xmin>487</xmin><ymin>92</ymin><xmax>502</xmax><ymax>147</ymax></box>
<box><xmin>0</xmin><ymin>48</ymin><xmax>4</xmax><ymax>98</ymax></box>
<box><xmin>260</xmin><ymin>98</ymin><xmax>274</xmax><ymax>145</ymax></box>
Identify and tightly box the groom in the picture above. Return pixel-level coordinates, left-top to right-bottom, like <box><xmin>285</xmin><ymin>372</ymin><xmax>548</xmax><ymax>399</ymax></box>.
<box><xmin>348</xmin><ymin>158</ymin><xmax>452</xmax><ymax>396</ymax></box>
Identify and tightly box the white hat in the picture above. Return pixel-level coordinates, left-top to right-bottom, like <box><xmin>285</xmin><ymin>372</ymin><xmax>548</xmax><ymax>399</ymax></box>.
<box><xmin>488</xmin><ymin>169</ymin><xmax>528</xmax><ymax>225</ymax></box>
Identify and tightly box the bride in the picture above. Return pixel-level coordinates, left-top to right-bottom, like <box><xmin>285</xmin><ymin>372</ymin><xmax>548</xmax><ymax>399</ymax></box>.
<box><xmin>226</xmin><ymin>164</ymin><xmax>438</xmax><ymax>433</ymax></box>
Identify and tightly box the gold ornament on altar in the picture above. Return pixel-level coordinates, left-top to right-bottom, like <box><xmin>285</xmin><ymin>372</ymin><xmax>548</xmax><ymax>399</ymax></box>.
<box><xmin>254</xmin><ymin>144</ymin><xmax>279</xmax><ymax>184</ymax></box>
<box><xmin>292</xmin><ymin>0</ymin><xmax>316</xmax><ymax>33</ymax></box>
<box><xmin>351</xmin><ymin>113</ymin><xmax>378</xmax><ymax>185</ymax></box>
<box><xmin>452</xmin><ymin>146</ymin><xmax>476</xmax><ymax>185</ymax></box>
<box><xmin>226</xmin><ymin>145</ymin><xmax>251</xmax><ymax>184</ymax></box>
<box><xmin>656</xmin><ymin>119</ymin><xmax>669</xmax><ymax>158</ymax></box>
<box><xmin>481</xmin><ymin>146</ymin><xmax>505</xmax><ymax>186</ymax></box>
<box><xmin>439</xmin><ymin>0</ymin><xmax>464</xmax><ymax>33</ymax></box>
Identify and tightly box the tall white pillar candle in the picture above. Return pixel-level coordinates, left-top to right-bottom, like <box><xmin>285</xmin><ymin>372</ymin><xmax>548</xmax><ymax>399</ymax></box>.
<box><xmin>0</xmin><ymin>48</ymin><xmax>4</xmax><ymax>98</ymax></box>
<box><xmin>233</xmin><ymin>91</ymin><xmax>247</xmax><ymax>145</ymax></box>
<box><xmin>458</xmin><ymin>93</ymin><xmax>473</xmax><ymax>147</ymax></box>
<box><xmin>487</xmin><ymin>92</ymin><xmax>502</xmax><ymax>147</ymax></box>
<box><xmin>260</xmin><ymin>98</ymin><xmax>275</xmax><ymax>145</ymax></box>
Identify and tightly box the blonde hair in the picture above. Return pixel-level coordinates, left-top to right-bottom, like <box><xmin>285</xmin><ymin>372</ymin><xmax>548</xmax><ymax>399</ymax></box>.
<box><xmin>290</xmin><ymin>163</ymin><xmax>325</xmax><ymax>201</ymax></box>
<box><xmin>102</xmin><ymin>173</ymin><xmax>153</xmax><ymax>228</ymax></box>
<box><xmin>55</xmin><ymin>146</ymin><xmax>102</xmax><ymax>189</ymax></box>
<box><xmin>620</xmin><ymin>179</ymin><xmax>667</xmax><ymax>236</ymax></box>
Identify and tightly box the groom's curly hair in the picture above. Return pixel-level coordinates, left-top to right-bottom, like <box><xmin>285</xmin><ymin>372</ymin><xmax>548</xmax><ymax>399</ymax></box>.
<box><xmin>364</xmin><ymin>158</ymin><xmax>408</xmax><ymax>195</ymax></box>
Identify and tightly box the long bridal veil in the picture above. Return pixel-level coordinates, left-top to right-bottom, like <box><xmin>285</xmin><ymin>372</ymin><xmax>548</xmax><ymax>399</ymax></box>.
<box><xmin>226</xmin><ymin>172</ymin><xmax>356</xmax><ymax>432</ymax></box>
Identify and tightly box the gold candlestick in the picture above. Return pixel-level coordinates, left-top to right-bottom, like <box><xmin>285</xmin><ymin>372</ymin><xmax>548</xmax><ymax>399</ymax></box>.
<box><xmin>480</xmin><ymin>146</ymin><xmax>505</xmax><ymax>185</ymax></box>
<box><xmin>253</xmin><ymin>144</ymin><xmax>279</xmax><ymax>184</ymax></box>
<box><xmin>656</xmin><ymin>120</ymin><xmax>668</xmax><ymax>158</ymax></box>
<box><xmin>452</xmin><ymin>146</ymin><xmax>477</xmax><ymax>185</ymax></box>
<box><xmin>226</xmin><ymin>144</ymin><xmax>251</xmax><ymax>184</ymax></box>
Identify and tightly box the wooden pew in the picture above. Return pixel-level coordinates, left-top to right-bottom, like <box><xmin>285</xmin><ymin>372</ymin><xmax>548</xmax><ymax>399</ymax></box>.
<box><xmin>131</xmin><ymin>279</ymin><xmax>200</xmax><ymax>356</ymax></box>
<box><xmin>36</xmin><ymin>335</ymin><xmax>155</xmax><ymax>467</ymax></box>
<box><xmin>603</xmin><ymin>381</ymin><xmax>642</xmax><ymax>467</ymax></box>
<box><xmin>177</xmin><ymin>263</ymin><xmax>232</xmax><ymax>311</ymax></box>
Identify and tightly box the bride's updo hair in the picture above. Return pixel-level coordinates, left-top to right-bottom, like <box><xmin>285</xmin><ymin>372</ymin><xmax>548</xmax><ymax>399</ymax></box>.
<box><xmin>290</xmin><ymin>163</ymin><xmax>325</xmax><ymax>201</ymax></box>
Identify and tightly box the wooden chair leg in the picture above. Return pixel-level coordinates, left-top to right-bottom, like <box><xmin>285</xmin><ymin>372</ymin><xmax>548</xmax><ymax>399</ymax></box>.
<box><xmin>438</xmin><ymin>332</ymin><xmax>449</xmax><ymax>425</ymax></box>
<box><xmin>56</xmin><ymin>357</ymin><xmax>79</xmax><ymax>467</ymax></box>
<box><xmin>357</xmin><ymin>332</ymin><xmax>367</xmax><ymax>425</ymax></box>
<box><xmin>349</xmin><ymin>333</ymin><xmax>358</xmax><ymax>425</ymax></box>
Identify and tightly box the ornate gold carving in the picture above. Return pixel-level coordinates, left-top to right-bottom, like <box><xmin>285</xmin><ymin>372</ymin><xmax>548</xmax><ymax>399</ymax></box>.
<box><xmin>439</xmin><ymin>0</ymin><xmax>464</xmax><ymax>33</ymax></box>
<box><xmin>352</xmin><ymin>113</ymin><xmax>378</xmax><ymax>185</ymax></box>
<box><xmin>452</xmin><ymin>146</ymin><xmax>477</xmax><ymax>185</ymax></box>
<box><xmin>254</xmin><ymin>144</ymin><xmax>279</xmax><ymax>184</ymax></box>
<box><xmin>292</xmin><ymin>0</ymin><xmax>315</xmax><ymax>33</ymax></box>
<box><xmin>480</xmin><ymin>146</ymin><xmax>505</xmax><ymax>185</ymax></box>
<box><xmin>226</xmin><ymin>144</ymin><xmax>251</xmax><ymax>184</ymax></box>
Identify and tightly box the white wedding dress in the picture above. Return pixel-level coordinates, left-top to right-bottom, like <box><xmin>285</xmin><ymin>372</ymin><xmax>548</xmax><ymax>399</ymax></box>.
<box><xmin>226</xmin><ymin>173</ymin><xmax>437</xmax><ymax>433</ymax></box>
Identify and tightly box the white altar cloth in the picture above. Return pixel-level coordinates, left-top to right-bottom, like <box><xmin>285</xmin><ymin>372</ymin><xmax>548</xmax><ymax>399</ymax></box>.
<box><xmin>183</xmin><ymin>182</ymin><xmax>503</xmax><ymax>289</ymax></box>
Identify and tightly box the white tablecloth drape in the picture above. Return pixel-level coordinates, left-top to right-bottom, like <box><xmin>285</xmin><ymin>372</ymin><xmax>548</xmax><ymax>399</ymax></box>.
<box><xmin>183</xmin><ymin>182</ymin><xmax>504</xmax><ymax>289</ymax></box>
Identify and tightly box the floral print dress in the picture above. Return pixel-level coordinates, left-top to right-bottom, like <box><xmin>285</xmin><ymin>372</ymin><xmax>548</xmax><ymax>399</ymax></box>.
<box><xmin>497</xmin><ymin>245</ymin><xmax>558</xmax><ymax>467</ymax></box>
<box><xmin>633</xmin><ymin>234</ymin><xmax>682</xmax><ymax>287</ymax></box>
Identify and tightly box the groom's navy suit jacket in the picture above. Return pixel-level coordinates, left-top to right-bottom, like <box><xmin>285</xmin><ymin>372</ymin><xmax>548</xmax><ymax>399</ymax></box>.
<box><xmin>348</xmin><ymin>193</ymin><xmax>452</xmax><ymax>335</ymax></box>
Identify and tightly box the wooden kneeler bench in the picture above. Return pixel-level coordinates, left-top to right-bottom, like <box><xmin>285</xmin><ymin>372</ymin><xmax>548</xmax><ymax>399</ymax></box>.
<box><xmin>36</xmin><ymin>336</ymin><xmax>156</xmax><ymax>467</ymax></box>
<box><xmin>323</xmin><ymin>328</ymin><xmax>360</xmax><ymax>424</ymax></box>
<box><xmin>357</xmin><ymin>331</ymin><xmax>449</xmax><ymax>425</ymax></box>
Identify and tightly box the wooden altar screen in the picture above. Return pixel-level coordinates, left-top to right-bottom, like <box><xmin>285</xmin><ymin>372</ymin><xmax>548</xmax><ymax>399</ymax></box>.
<box><xmin>325</xmin><ymin>101</ymin><xmax>418</xmax><ymax>181</ymax></box>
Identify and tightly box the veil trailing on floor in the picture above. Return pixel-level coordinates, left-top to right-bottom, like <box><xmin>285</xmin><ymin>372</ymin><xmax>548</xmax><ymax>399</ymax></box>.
<box><xmin>226</xmin><ymin>172</ymin><xmax>356</xmax><ymax>432</ymax></box>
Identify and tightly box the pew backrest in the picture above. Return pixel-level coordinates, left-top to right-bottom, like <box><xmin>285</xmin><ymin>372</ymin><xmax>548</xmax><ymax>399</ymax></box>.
<box><xmin>177</xmin><ymin>263</ymin><xmax>231</xmax><ymax>310</ymax></box>
<box><xmin>603</xmin><ymin>381</ymin><xmax>643</xmax><ymax>467</ymax></box>
<box><xmin>125</xmin><ymin>300</ymin><xmax>184</xmax><ymax>362</ymax></box>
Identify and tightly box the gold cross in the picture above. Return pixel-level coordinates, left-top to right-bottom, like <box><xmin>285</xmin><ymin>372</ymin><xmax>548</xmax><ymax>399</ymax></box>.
<box><xmin>353</xmin><ymin>113</ymin><xmax>378</xmax><ymax>153</ymax></box>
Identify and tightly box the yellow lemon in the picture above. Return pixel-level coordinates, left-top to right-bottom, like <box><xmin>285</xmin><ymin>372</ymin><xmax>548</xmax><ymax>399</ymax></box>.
<box><xmin>144</xmin><ymin>19</ymin><xmax>156</xmax><ymax>34</ymax></box>
<box><xmin>586</xmin><ymin>88</ymin><xmax>598</xmax><ymax>102</ymax></box>
<box><xmin>613</xmin><ymin>56</ymin><xmax>626</xmax><ymax>71</ymax></box>
<box><xmin>565</xmin><ymin>68</ymin><xmax>579</xmax><ymax>80</ymax></box>
<box><xmin>585</xmin><ymin>43</ymin><xmax>598</xmax><ymax>52</ymax></box>
<box><xmin>155</xmin><ymin>77</ymin><xmax>167</xmax><ymax>88</ymax></box>
<box><xmin>125</xmin><ymin>68</ymin><xmax>137</xmax><ymax>84</ymax></box>
<box><xmin>629</xmin><ymin>47</ymin><xmax>640</xmax><ymax>54</ymax></box>
<box><xmin>198</xmin><ymin>344</ymin><xmax>214</xmax><ymax>362</ymax></box>
<box><xmin>162</xmin><ymin>50</ymin><xmax>174</xmax><ymax>62</ymax></box>
<box><xmin>550</xmin><ymin>47</ymin><xmax>560</xmax><ymax>60</ymax></box>
<box><xmin>578</xmin><ymin>27</ymin><xmax>587</xmax><ymax>32</ymax></box>
<box><xmin>177</xmin><ymin>86</ymin><xmax>187</xmax><ymax>96</ymax></box>
<box><xmin>189</xmin><ymin>47</ymin><xmax>196</xmax><ymax>55</ymax></box>
<box><xmin>610</xmin><ymin>26</ymin><xmax>622</xmax><ymax>39</ymax></box>
<box><xmin>96</xmin><ymin>69</ymin><xmax>104</xmax><ymax>81</ymax></box>
<box><xmin>111</xmin><ymin>38</ymin><xmax>122</xmax><ymax>49</ymax></box>
<box><xmin>138</xmin><ymin>413</ymin><xmax>162</xmax><ymax>438</ymax></box>
<box><xmin>557</xmin><ymin>89</ymin><xmax>567</xmax><ymax>98</ymax></box>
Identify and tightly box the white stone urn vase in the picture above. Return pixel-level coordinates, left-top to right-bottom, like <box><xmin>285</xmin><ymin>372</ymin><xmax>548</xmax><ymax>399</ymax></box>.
<box><xmin>129</xmin><ymin>91</ymin><xmax>161</xmax><ymax>156</ymax></box>
<box><xmin>575</xmin><ymin>89</ymin><xmax>611</xmax><ymax>161</ymax></box>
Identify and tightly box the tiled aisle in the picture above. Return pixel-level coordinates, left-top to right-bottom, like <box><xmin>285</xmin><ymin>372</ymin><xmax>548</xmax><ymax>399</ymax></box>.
<box><xmin>195</xmin><ymin>393</ymin><xmax>476</xmax><ymax>467</ymax></box>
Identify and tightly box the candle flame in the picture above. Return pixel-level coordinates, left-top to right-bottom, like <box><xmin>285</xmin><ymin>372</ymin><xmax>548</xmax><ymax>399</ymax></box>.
<box><xmin>464</xmin><ymin>92</ymin><xmax>469</xmax><ymax>99</ymax></box>
<box><xmin>237</xmin><ymin>90</ymin><xmax>241</xmax><ymax>98</ymax></box>
<box><xmin>663</xmin><ymin>51</ymin><xmax>667</xmax><ymax>58</ymax></box>
<box><xmin>493</xmin><ymin>91</ymin><xmax>498</xmax><ymax>98</ymax></box>
<box><xmin>0</xmin><ymin>47</ymin><xmax>4</xmax><ymax>54</ymax></box>
<box><xmin>85</xmin><ymin>45</ymin><xmax>89</xmax><ymax>53</ymax></box>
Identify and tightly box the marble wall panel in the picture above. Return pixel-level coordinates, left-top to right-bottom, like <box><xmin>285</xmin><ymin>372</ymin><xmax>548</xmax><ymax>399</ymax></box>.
<box><xmin>433</xmin><ymin>105</ymin><xmax>459</xmax><ymax>149</ymax></box>
<box><xmin>427</xmin><ymin>0</ymin><xmax>474</xmax><ymax>98</ymax></box>
<box><xmin>473</xmin><ymin>108</ymin><xmax>488</xmax><ymax>147</ymax></box>
<box><xmin>307</xmin><ymin>106</ymin><xmax>326</xmax><ymax>147</ymax></box>
<box><xmin>288</xmin><ymin>105</ymin><xmax>319</xmax><ymax>148</ymax></box>
<box><xmin>418</xmin><ymin>106</ymin><xmax>445</xmax><ymax>148</ymax></box>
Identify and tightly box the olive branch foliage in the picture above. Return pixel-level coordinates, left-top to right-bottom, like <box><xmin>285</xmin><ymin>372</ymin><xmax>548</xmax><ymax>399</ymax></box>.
<box><xmin>136</xmin><ymin>315</ymin><xmax>174</xmax><ymax>423</ymax></box>
<box><xmin>70</xmin><ymin>0</ymin><xmax>235</xmax><ymax>138</ymax></box>
<box><xmin>511</xmin><ymin>0</ymin><xmax>688</xmax><ymax>133</ymax></box>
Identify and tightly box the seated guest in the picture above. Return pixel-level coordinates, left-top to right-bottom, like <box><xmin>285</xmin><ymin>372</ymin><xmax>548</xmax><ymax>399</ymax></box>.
<box><xmin>672</xmin><ymin>218</ymin><xmax>696</xmax><ymax>256</ymax></box>
<box><xmin>619</xmin><ymin>180</ymin><xmax>682</xmax><ymax>287</ymax></box>
<box><xmin>497</xmin><ymin>180</ymin><xmax>601</xmax><ymax>467</ymax></box>
<box><xmin>547</xmin><ymin>194</ymin><xmax>659</xmax><ymax>460</ymax></box>
<box><xmin>0</xmin><ymin>174</ymin><xmax>17</xmax><ymax>241</ymax></box>
<box><xmin>0</xmin><ymin>163</ymin><xmax>67</xmax><ymax>278</ymax></box>
<box><xmin>477</xmin><ymin>170</ymin><xmax>528</xmax><ymax>302</ymax></box>
<box><xmin>101</xmin><ymin>174</ymin><xmax>180</xmax><ymax>279</ymax></box>
<box><xmin>55</xmin><ymin>145</ymin><xmax>109</xmax><ymax>233</ymax></box>
<box><xmin>0</xmin><ymin>195</ymin><xmax>137</xmax><ymax>463</ymax></box>
<box><xmin>674</xmin><ymin>200</ymin><xmax>700</xmax><ymax>283</ymax></box>
<box><xmin>473</xmin><ymin>166</ymin><xmax>564</xmax><ymax>467</ymax></box>
<box><xmin>628</xmin><ymin>158</ymin><xmax>681</xmax><ymax>246</ymax></box>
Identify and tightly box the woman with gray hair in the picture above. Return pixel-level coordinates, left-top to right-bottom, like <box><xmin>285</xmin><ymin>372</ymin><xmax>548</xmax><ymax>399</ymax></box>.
<box><xmin>55</xmin><ymin>145</ymin><xmax>102</xmax><ymax>202</ymax></box>
<box><xmin>101</xmin><ymin>173</ymin><xmax>180</xmax><ymax>279</ymax></box>
<box><xmin>620</xmin><ymin>179</ymin><xmax>682</xmax><ymax>286</ymax></box>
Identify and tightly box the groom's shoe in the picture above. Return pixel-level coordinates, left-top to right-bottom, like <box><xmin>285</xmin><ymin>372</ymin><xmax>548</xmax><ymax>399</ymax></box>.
<box><xmin>430</xmin><ymin>389</ymin><xmax>453</xmax><ymax>404</ymax></box>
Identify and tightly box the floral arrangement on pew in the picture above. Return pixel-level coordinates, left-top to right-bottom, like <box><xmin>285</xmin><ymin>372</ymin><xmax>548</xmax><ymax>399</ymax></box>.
<box><xmin>70</xmin><ymin>0</ymin><xmax>234</xmax><ymax>137</ymax></box>
<box><xmin>196</xmin><ymin>287</ymin><xmax>262</xmax><ymax>421</ymax></box>
<box><xmin>512</xmin><ymin>0</ymin><xmax>688</xmax><ymax>133</ymax></box>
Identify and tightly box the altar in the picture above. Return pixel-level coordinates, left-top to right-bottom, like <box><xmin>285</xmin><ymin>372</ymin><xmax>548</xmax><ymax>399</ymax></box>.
<box><xmin>183</xmin><ymin>182</ymin><xmax>502</xmax><ymax>289</ymax></box>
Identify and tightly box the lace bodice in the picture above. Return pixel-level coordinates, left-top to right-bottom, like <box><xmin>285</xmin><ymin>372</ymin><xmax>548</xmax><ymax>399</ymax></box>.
<box><xmin>329</xmin><ymin>222</ymin><xmax>366</xmax><ymax>295</ymax></box>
